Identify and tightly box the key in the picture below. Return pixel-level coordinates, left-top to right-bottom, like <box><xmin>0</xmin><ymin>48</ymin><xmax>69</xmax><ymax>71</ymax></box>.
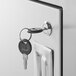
<box><xmin>23</xmin><ymin>54</ymin><xmax>28</xmax><ymax>69</ymax></box>
<box><xmin>27</xmin><ymin>28</ymin><xmax>43</xmax><ymax>33</ymax></box>
<box><xmin>18</xmin><ymin>39</ymin><xmax>32</xmax><ymax>69</ymax></box>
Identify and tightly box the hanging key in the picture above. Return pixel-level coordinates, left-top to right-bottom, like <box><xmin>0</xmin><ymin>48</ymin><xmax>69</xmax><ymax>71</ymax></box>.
<box><xmin>18</xmin><ymin>39</ymin><xmax>32</xmax><ymax>69</ymax></box>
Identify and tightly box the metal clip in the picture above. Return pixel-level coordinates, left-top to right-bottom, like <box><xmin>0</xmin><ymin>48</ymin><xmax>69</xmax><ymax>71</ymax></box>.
<box><xmin>28</xmin><ymin>21</ymin><xmax>52</xmax><ymax>36</ymax></box>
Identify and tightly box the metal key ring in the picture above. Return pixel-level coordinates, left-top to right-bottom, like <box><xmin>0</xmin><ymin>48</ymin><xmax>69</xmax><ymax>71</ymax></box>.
<box><xmin>19</xmin><ymin>28</ymin><xmax>32</xmax><ymax>41</ymax></box>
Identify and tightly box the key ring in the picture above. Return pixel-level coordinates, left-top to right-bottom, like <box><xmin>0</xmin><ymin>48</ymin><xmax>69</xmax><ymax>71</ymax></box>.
<box><xmin>19</xmin><ymin>28</ymin><xmax>32</xmax><ymax>41</ymax></box>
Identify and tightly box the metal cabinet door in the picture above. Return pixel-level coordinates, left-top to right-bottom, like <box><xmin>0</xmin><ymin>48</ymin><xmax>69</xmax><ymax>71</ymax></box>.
<box><xmin>28</xmin><ymin>1</ymin><xmax>63</xmax><ymax>76</ymax></box>
<box><xmin>0</xmin><ymin>0</ymin><xmax>63</xmax><ymax>76</ymax></box>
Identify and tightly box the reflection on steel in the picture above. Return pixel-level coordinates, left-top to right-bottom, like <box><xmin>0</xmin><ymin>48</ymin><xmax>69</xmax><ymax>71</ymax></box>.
<box><xmin>33</xmin><ymin>42</ymin><xmax>54</xmax><ymax>76</ymax></box>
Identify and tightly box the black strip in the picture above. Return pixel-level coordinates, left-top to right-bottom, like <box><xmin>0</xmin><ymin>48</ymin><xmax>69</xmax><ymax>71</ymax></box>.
<box><xmin>30</xmin><ymin>0</ymin><xmax>62</xmax><ymax>9</ymax></box>
<box><xmin>60</xmin><ymin>8</ymin><xmax>63</xmax><ymax>76</ymax></box>
<box><xmin>29</xmin><ymin>0</ymin><xmax>63</xmax><ymax>76</ymax></box>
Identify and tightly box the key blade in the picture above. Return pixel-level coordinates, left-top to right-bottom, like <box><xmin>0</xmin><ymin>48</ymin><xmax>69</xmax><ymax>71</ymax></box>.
<box><xmin>23</xmin><ymin>54</ymin><xmax>28</xmax><ymax>70</ymax></box>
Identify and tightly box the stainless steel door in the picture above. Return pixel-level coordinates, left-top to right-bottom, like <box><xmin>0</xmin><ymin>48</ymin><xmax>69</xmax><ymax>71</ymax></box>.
<box><xmin>29</xmin><ymin>1</ymin><xmax>63</xmax><ymax>76</ymax></box>
<box><xmin>0</xmin><ymin>0</ymin><xmax>63</xmax><ymax>76</ymax></box>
